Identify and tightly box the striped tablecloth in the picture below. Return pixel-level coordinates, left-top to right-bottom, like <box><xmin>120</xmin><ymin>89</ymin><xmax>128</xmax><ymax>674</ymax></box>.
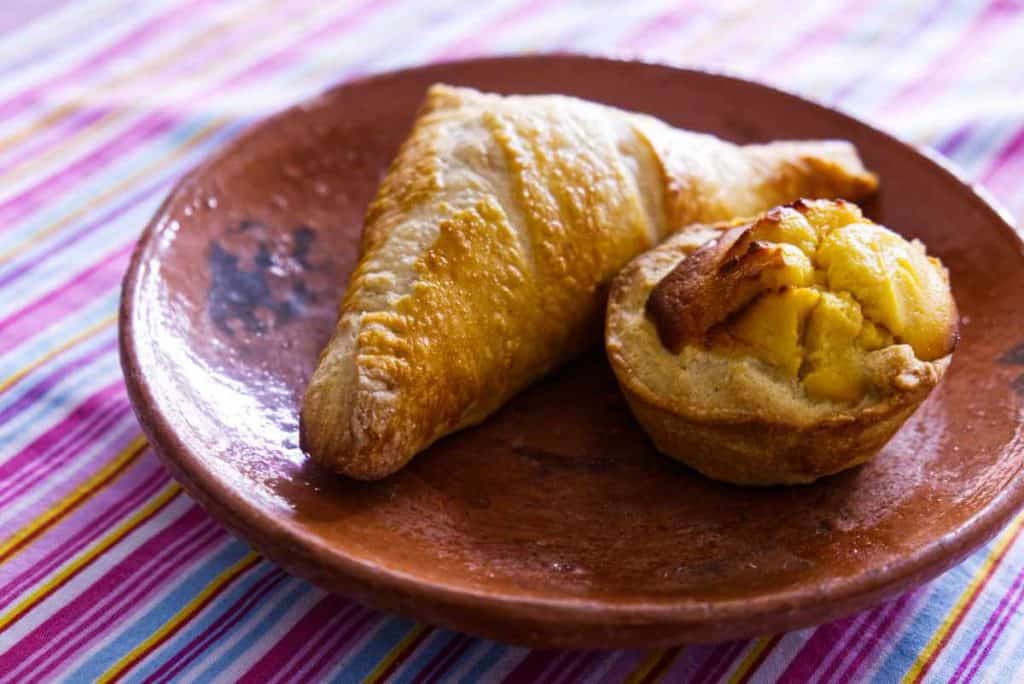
<box><xmin>1</xmin><ymin>1</ymin><xmax>1022</xmax><ymax>682</ymax></box>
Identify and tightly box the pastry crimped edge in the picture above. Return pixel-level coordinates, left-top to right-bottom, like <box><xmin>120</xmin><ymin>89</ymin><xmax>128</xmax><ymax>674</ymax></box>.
<box><xmin>604</xmin><ymin>224</ymin><xmax>953</xmax><ymax>486</ymax></box>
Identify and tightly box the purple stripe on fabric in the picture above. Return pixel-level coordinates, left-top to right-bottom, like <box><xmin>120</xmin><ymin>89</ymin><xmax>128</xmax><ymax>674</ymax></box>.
<box><xmin>982</xmin><ymin>124</ymin><xmax>1024</xmax><ymax>182</ymax></box>
<box><xmin>295</xmin><ymin>607</ymin><xmax>380</xmax><ymax>684</ymax></box>
<box><xmin>550</xmin><ymin>651</ymin><xmax>604</xmax><ymax>684</ymax></box>
<box><xmin>953</xmin><ymin>564</ymin><xmax>1024</xmax><ymax>684</ymax></box>
<box><xmin>0</xmin><ymin>392</ymin><xmax>127</xmax><ymax>496</ymax></box>
<box><xmin>884</xmin><ymin>1</ymin><xmax>1011</xmax><ymax>111</ymax></box>
<box><xmin>595</xmin><ymin>651</ymin><xmax>648</xmax><ymax>684</ymax></box>
<box><xmin>145</xmin><ymin>568</ymin><xmax>289</xmax><ymax>684</ymax></box>
<box><xmin>0</xmin><ymin>336</ymin><xmax>115</xmax><ymax>425</ymax></box>
<box><xmin>0</xmin><ymin>242</ymin><xmax>131</xmax><ymax>357</ymax></box>
<box><xmin>616</xmin><ymin>1</ymin><xmax>700</xmax><ymax>50</ymax></box>
<box><xmin>778</xmin><ymin>619</ymin><xmax>856</xmax><ymax>683</ymax></box>
<box><xmin>0</xmin><ymin>106</ymin><xmax>113</xmax><ymax>176</ymax></box>
<box><xmin>0</xmin><ymin>382</ymin><xmax>127</xmax><ymax>494</ymax></box>
<box><xmin>501</xmin><ymin>651</ymin><xmax>568</xmax><ymax>682</ymax></box>
<box><xmin>819</xmin><ymin>599</ymin><xmax>901</xmax><ymax>683</ymax></box>
<box><xmin>0</xmin><ymin>113</ymin><xmax>179</xmax><ymax>229</ymax></box>
<box><xmin>216</xmin><ymin>0</ymin><xmax>403</xmax><ymax>93</ymax></box>
<box><xmin>830</xmin><ymin>0</ymin><xmax>957</xmax><ymax>103</ymax></box>
<box><xmin>25</xmin><ymin>521</ymin><xmax>227</xmax><ymax>684</ymax></box>
<box><xmin>274</xmin><ymin>605</ymin><xmax>365</xmax><ymax>684</ymax></box>
<box><xmin>833</xmin><ymin>591</ymin><xmax>921</xmax><ymax>683</ymax></box>
<box><xmin>0</xmin><ymin>403</ymin><xmax>132</xmax><ymax>512</ymax></box>
<box><xmin>261</xmin><ymin>608</ymin><xmax>352</xmax><ymax>684</ymax></box>
<box><xmin>236</xmin><ymin>595</ymin><xmax>352</xmax><ymax>683</ymax></box>
<box><xmin>0</xmin><ymin>460</ymin><xmax>167</xmax><ymax>608</ymax></box>
<box><xmin>938</xmin><ymin>124</ymin><xmax>975</xmax><ymax>156</ymax></box>
<box><xmin>0</xmin><ymin>402</ymin><xmax>130</xmax><ymax>519</ymax></box>
<box><xmin>0</xmin><ymin>507</ymin><xmax>222</xmax><ymax>679</ymax></box>
<box><xmin>434</xmin><ymin>0</ymin><xmax>559</xmax><ymax>62</ymax></box>
<box><xmin>689</xmin><ymin>641</ymin><xmax>747</xmax><ymax>684</ymax></box>
<box><xmin>0</xmin><ymin>0</ymin><xmax>396</xmax><ymax>312</ymax></box>
<box><xmin>739</xmin><ymin>0</ymin><xmax>863</xmax><ymax>73</ymax></box>
<box><xmin>0</xmin><ymin>176</ymin><xmax>169</xmax><ymax>290</ymax></box>
<box><xmin>0</xmin><ymin>0</ymin><xmax>210</xmax><ymax>123</ymax></box>
<box><xmin>416</xmin><ymin>634</ymin><xmax>473</xmax><ymax>684</ymax></box>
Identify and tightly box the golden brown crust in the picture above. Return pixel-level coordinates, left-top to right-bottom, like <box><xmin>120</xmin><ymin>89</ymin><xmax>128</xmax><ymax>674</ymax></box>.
<box><xmin>302</xmin><ymin>85</ymin><xmax>879</xmax><ymax>480</ymax></box>
<box><xmin>646</xmin><ymin>222</ymin><xmax>787</xmax><ymax>352</ymax></box>
<box><xmin>605</xmin><ymin>209</ymin><xmax>953</xmax><ymax>486</ymax></box>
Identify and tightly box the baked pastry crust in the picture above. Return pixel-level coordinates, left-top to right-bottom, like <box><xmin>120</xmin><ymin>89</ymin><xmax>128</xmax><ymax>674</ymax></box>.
<box><xmin>606</xmin><ymin>201</ymin><xmax>956</xmax><ymax>485</ymax></box>
<box><xmin>301</xmin><ymin>85</ymin><xmax>878</xmax><ymax>479</ymax></box>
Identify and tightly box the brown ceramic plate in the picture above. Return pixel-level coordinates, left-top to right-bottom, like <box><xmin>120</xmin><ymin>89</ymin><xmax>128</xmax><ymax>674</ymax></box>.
<box><xmin>120</xmin><ymin>55</ymin><xmax>1024</xmax><ymax>648</ymax></box>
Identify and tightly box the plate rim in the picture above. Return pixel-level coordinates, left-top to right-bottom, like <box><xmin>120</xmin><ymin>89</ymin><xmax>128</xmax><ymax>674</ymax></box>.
<box><xmin>119</xmin><ymin>53</ymin><xmax>1024</xmax><ymax>644</ymax></box>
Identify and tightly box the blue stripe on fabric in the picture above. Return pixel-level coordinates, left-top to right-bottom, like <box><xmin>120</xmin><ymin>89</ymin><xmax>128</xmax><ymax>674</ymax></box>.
<box><xmin>122</xmin><ymin>562</ymin><xmax>282</xmax><ymax>683</ymax></box>
<box><xmin>189</xmin><ymin>578</ymin><xmax>317</xmax><ymax>683</ymax></box>
<box><xmin>62</xmin><ymin>538</ymin><xmax>253</xmax><ymax>683</ymax></box>
<box><xmin>327</xmin><ymin>617</ymin><xmax>420</xmax><ymax>684</ymax></box>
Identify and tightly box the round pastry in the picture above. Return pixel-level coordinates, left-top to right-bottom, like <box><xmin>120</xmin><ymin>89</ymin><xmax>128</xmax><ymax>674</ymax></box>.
<box><xmin>605</xmin><ymin>199</ymin><xmax>958</xmax><ymax>485</ymax></box>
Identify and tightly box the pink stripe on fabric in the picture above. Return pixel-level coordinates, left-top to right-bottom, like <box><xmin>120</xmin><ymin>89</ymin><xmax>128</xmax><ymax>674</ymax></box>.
<box><xmin>0</xmin><ymin>0</ymin><xmax>394</xmax><ymax>290</ymax></box>
<box><xmin>833</xmin><ymin>592</ymin><xmax>920</xmax><ymax>683</ymax></box>
<box><xmin>0</xmin><ymin>458</ymin><xmax>167</xmax><ymax>609</ymax></box>
<box><xmin>953</xmin><ymin>564</ymin><xmax>1024</xmax><ymax>684</ymax></box>
<box><xmin>270</xmin><ymin>605</ymin><xmax>359</xmax><ymax>684</ymax></box>
<box><xmin>434</xmin><ymin>0</ymin><xmax>559</xmax><ymax>62</ymax></box>
<box><xmin>0</xmin><ymin>382</ymin><xmax>127</xmax><ymax>496</ymax></box>
<box><xmin>0</xmin><ymin>243</ymin><xmax>131</xmax><ymax>357</ymax></box>
<box><xmin>145</xmin><ymin>568</ymin><xmax>289</xmax><ymax>684</ymax></box>
<box><xmin>24</xmin><ymin>523</ymin><xmax>228</xmax><ymax>684</ymax></box>
<box><xmin>0</xmin><ymin>177</ymin><xmax>169</xmax><ymax>291</ymax></box>
<box><xmin>981</xmin><ymin>124</ymin><xmax>1024</xmax><ymax>183</ymax></box>
<box><xmin>0</xmin><ymin>0</ymin><xmax>318</xmax><ymax>229</ymax></box>
<box><xmin>217</xmin><ymin>0</ymin><xmax>406</xmax><ymax>92</ymax></box>
<box><xmin>0</xmin><ymin>408</ymin><xmax>135</xmax><ymax>522</ymax></box>
<box><xmin>617</xmin><ymin>1</ymin><xmax>702</xmax><ymax>50</ymax></box>
<box><xmin>236</xmin><ymin>595</ymin><xmax>352</xmax><ymax>683</ymax></box>
<box><xmin>548</xmin><ymin>651</ymin><xmax>603</xmax><ymax>684</ymax></box>
<box><xmin>778</xmin><ymin>618</ymin><xmax>859</xmax><ymax>683</ymax></box>
<box><xmin>594</xmin><ymin>651</ymin><xmax>648</xmax><ymax>683</ymax></box>
<box><xmin>828</xmin><ymin>0</ymin><xmax>958</xmax><ymax>103</ymax></box>
<box><xmin>416</xmin><ymin>634</ymin><xmax>474</xmax><ymax>683</ymax></box>
<box><xmin>883</xmin><ymin>0</ymin><xmax>1013</xmax><ymax>112</ymax></box>
<box><xmin>0</xmin><ymin>507</ymin><xmax>223</xmax><ymax>680</ymax></box>
<box><xmin>757</xmin><ymin>0</ymin><xmax>866</xmax><ymax>72</ymax></box>
<box><xmin>0</xmin><ymin>106</ymin><xmax>113</xmax><ymax>176</ymax></box>
<box><xmin>689</xmin><ymin>641</ymin><xmax>747</xmax><ymax>684</ymax></box>
<box><xmin>0</xmin><ymin>335</ymin><xmax>115</xmax><ymax>424</ymax></box>
<box><xmin>501</xmin><ymin>651</ymin><xmax>570</xmax><ymax>682</ymax></box>
<box><xmin>0</xmin><ymin>0</ymin><xmax>210</xmax><ymax>123</ymax></box>
<box><xmin>294</xmin><ymin>608</ymin><xmax>380</xmax><ymax>683</ymax></box>
<box><xmin>0</xmin><ymin>113</ymin><xmax>178</xmax><ymax>229</ymax></box>
<box><xmin>819</xmin><ymin>600</ymin><xmax>901</xmax><ymax>683</ymax></box>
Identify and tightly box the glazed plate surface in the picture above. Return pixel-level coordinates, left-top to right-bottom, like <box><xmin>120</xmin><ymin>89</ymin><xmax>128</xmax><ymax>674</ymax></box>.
<box><xmin>120</xmin><ymin>55</ymin><xmax>1024</xmax><ymax>648</ymax></box>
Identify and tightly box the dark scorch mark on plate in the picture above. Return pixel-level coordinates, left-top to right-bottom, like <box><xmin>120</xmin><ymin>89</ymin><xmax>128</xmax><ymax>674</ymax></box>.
<box><xmin>207</xmin><ymin>220</ymin><xmax>321</xmax><ymax>336</ymax></box>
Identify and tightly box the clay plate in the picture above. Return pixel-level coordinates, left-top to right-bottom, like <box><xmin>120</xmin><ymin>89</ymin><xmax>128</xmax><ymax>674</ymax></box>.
<box><xmin>120</xmin><ymin>55</ymin><xmax>1024</xmax><ymax>648</ymax></box>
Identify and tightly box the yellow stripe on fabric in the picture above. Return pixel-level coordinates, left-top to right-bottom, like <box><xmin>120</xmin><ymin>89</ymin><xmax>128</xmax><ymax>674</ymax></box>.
<box><xmin>0</xmin><ymin>0</ymin><xmax>258</xmax><ymax>157</ymax></box>
<box><xmin>0</xmin><ymin>0</ymin><xmax>311</xmax><ymax>190</ymax></box>
<box><xmin>0</xmin><ymin>482</ymin><xmax>181</xmax><ymax>633</ymax></box>
<box><xmin>0</xmin><ymin>0</ymin><xmax>351</xmax><ymax>265</ymax></box>
<box><xmin>726</xmin><ymin>636</ymin><xmax>775</xmax><ymax>684</ymax></box>
<box><xmin>0</xmin><ymin>435</ymin><xmax>147</xmax><ymax>565</ymax></box>
<box><xmin>0</xmin><ymin>0</ymin><xmax>338</xmax><ymax>180</ymax></box>
<box><xmin>0</xmin><ymin>118</ymin><xmax>225</xmax><ymax>266</ymax></box>
<box><xmin>901</xmin><ymin>513</ymin><xmax>1024</xmax><ymax>684</ymax></box>
<box><xmin>625</xmin><ymin>649</ymin><xmax>673</xmax><ymax>684</ymax></box>
<box><xmin>95</xmin><ymin>551</ymin><xmax>261</xmax><ymax>684</ymax></box>
<box><xmin>362</xmin><ymin>625</ymin><xmax>431</xmax><ymax>684</ymax></box>
<box><xmin>0</xmin><ymin>312</ymin><xmax>116</xmax><ymax>395</ymax></box>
